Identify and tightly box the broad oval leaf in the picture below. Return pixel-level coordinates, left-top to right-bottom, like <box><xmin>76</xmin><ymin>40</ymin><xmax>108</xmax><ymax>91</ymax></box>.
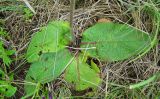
<box><xmin>64</xmin><ymin>56</ymin><xmax>101</xmax><ymax>91</ymax></box>
<box><xmin>81</xmin><ymin>22</ymin><xmax>151</xmax><ymax>61</ymax></box>
<box><xmin>26</xmin><ymin>21</ymin><xmax>72</xmax><ymax>62</ymax></box>
<box><xmin>24</xmin><ymin>49</ymin><xmax>73</xmax><ymax>95</ymax></box>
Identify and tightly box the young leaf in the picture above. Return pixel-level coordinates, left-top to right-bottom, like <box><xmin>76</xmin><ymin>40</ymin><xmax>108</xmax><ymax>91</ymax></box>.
<box><xmin>26</xmin><ymin>21</ymin><xmax>72</xmax><ymax>62</ymax></box>
<box><xmin>0</xmin><ymin>41</ymin><xmax>15</xmax><ymax>66</ymax></box>
<box><xmin>0</xmin><ymin>68</ymin><xmax>5</xmax><ymax>79</ymax></box>
<box><xmin>0</xmin><ymin>69</ymin><xmax>17</xmax><ymax>97</ymax></box>
<box><xmin>64</xmin><ymin>56</ymin><xmax>101</xmax><ymax>91</ymax></box>
<box><xmin>91</xmin><ymin>60</ymin><xmax>100</xmax><ymax>73</ymax></box>
<box><xmin>24</xmin><ymin>49</ymin><xmax>73</xmax><ymax>95</ymax></box>
<box><xmin>81</xmin><ymin>22</ymin><xmax>151</xmax><ymax>61</ymax></box>
<box><xmin>0</xmin><ymin>81</ymin><xmax>17</xmax><ymax>97</ymax></box>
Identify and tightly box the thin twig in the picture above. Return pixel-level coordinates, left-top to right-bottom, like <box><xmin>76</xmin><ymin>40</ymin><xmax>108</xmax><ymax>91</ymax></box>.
<box><xmin>22</xmin><ymin>0</ymin><xmax>36</xmax><ymax>14</ymax></box>
<box><xmin>0</xmin><ymin>37</ymin><xmax>10</xmax><ymax>47</ymax></box>
<box><xmin>65</xmin><ymin>46</ymin><xmax>96</xmax><ymax>50</ymax></box>
<box><xmin>70</xmin><ymin>0</ymin><xmax>76</xmax><ymax>45</ymax></box>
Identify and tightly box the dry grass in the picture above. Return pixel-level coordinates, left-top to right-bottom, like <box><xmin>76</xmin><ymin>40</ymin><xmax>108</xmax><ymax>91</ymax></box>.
<box><xmin>1</xmin><ymin>0</ymin><xmax>160</xmax><ymax>98</ymax></box>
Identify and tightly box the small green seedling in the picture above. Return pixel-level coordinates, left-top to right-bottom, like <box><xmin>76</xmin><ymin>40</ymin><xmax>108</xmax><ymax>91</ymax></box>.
<box><xmin>0</xmin><ymin>29</ymin><xmax>16</xmax><ymax>98</ymax></box>
<box><xmin>23</xmin><ymin>8</ymin><xmax>33</xmax><ymax>21</ymax></box>
<box><xmin>0</xmin><ymin>29</ymin><xmax>15</xmax><ymax>66</ymax></box>
<box><xmin>0</xmin><ymin>69</ymin><xmax>17</xmax><ymax>98</ymax></box>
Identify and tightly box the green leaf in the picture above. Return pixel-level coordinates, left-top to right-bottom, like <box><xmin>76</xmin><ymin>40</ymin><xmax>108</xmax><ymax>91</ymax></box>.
<box><xmin>0</xmin><ymin>69</ymin><xmax>16</xmax><ymax>97</ymax></box>
<box><xmin>0</xmin><ymin>68</ymin><xmax>5</xmax><ymax>78</ymax></box>
<box><xmin>0</xmin><ymin>41</ymin><xmax>14</xmax><ymax>66</ymax></box>
<box><xmin>0</xmin><ymin>81</ymin><xmax>17</xmax><ymax>97</ymax></box>
<box><xmin>26</xmin><ymin>21</ymin><xmax>72</xmax><ymax>62</ymax></box>
<box><xmin>24</xmin><ymin>49</ymin><xmax>73</xmax><ymax>95</ymax></box>
<box><xmin>0</xmin><ymin>28</ymin><xmax>7</xmax><ymax>37</ymax></box>
<box><xmin>91</xmin><ymin>60</ymin><xmax>100</xmax><ymax>73</ymax></box>
<box><xmin>81</xmin><ymin>22</ymin><xmax>151</xmax><ymax>61</ymax></box>
<box><xmin>64</xmin><ymin>56</ymin><xmax>101</xmax><ymax>91</ymax></box>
